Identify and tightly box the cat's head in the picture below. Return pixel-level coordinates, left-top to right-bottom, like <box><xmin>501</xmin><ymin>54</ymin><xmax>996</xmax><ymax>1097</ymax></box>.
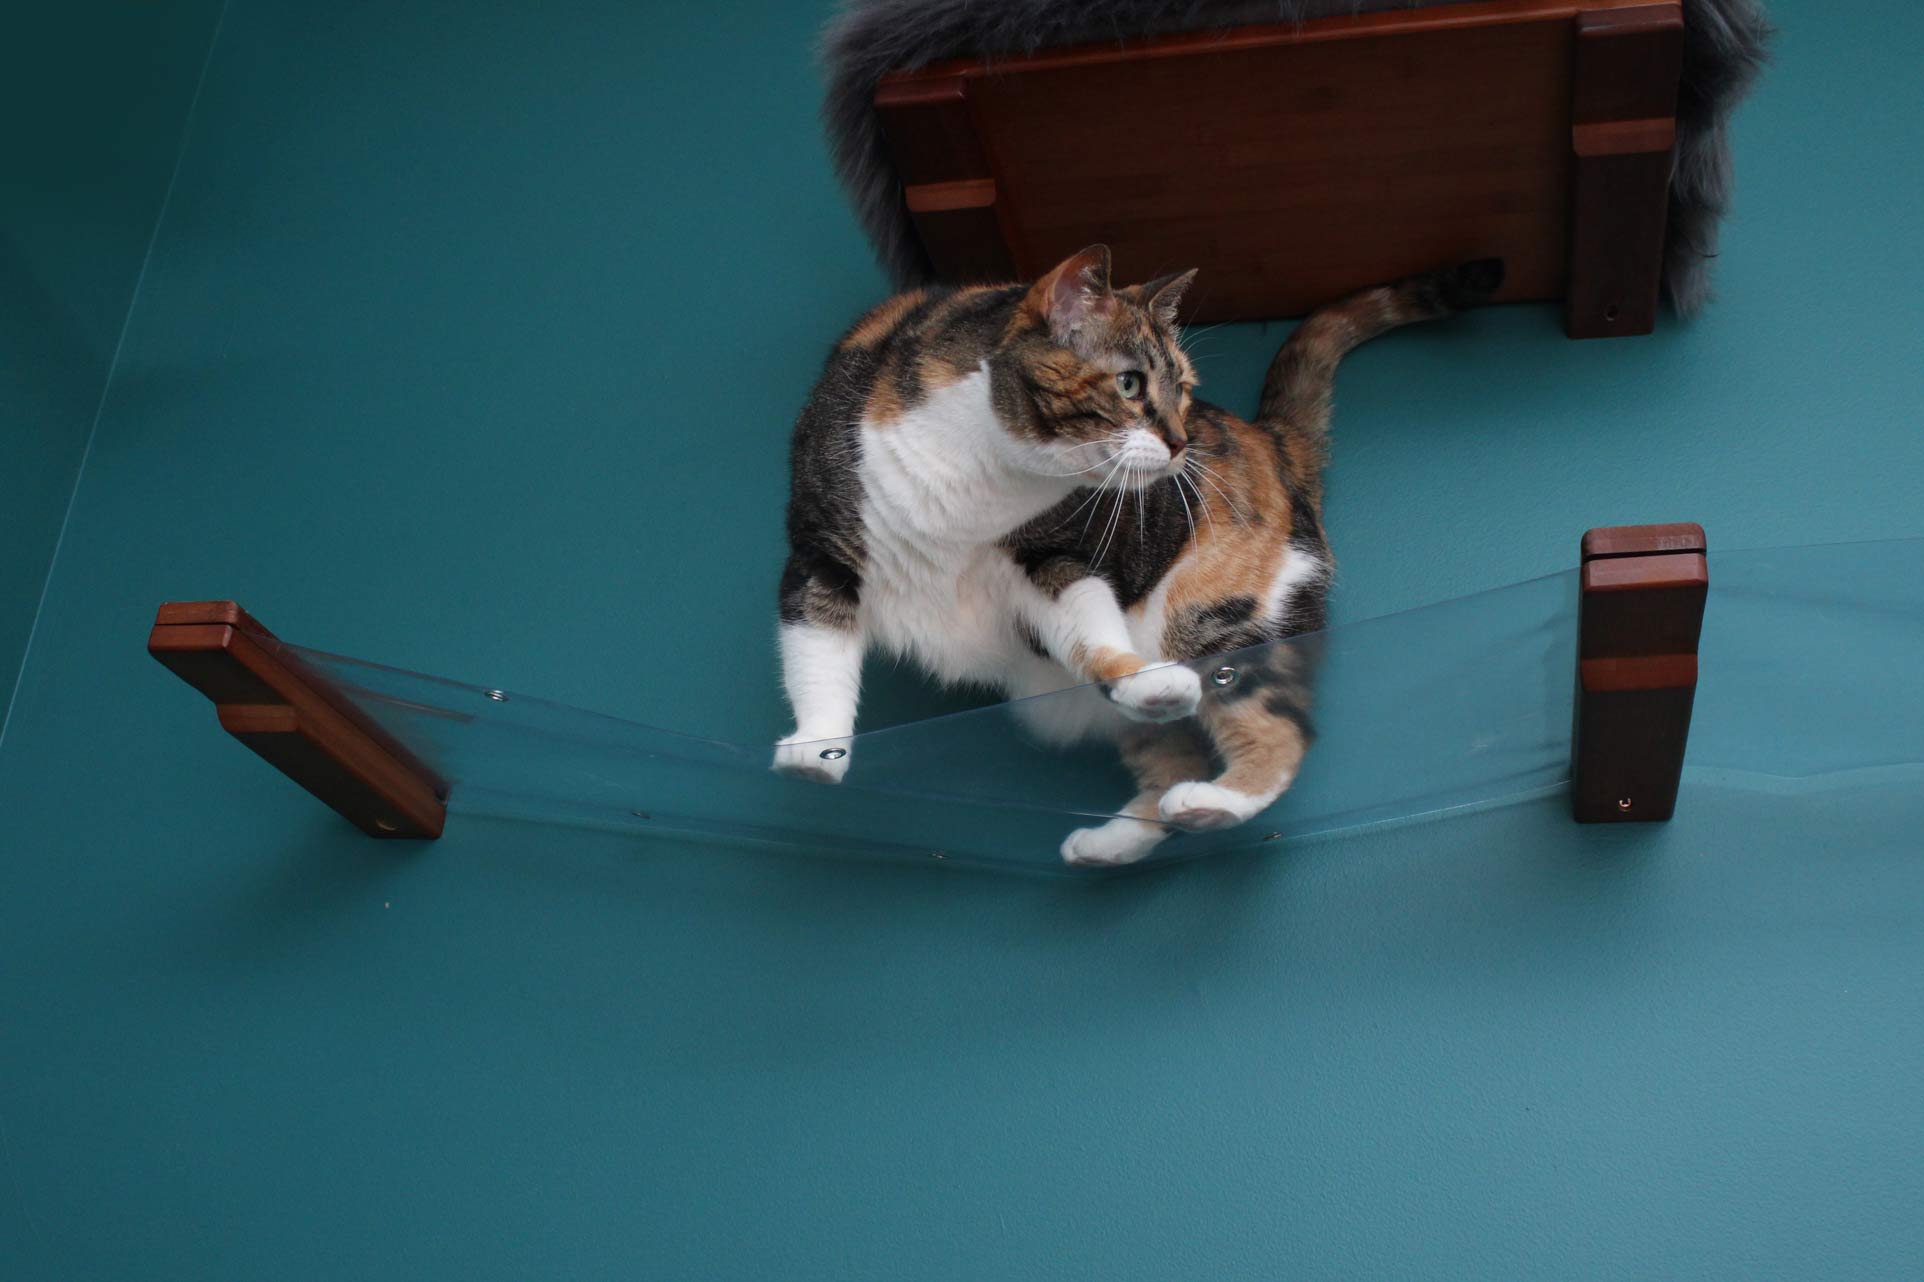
<box><xmin>998</xmin><ymin>245</ymin><xmax>1199</xmax><ymax>489</ymax></box>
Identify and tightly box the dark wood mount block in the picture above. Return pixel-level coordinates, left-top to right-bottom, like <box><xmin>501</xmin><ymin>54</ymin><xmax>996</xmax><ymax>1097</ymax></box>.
<box><xmin>875</xmin><ymin>76</ymin><xmax>1017</xmax><ymax>283</ymax></box>
<box><xmin>903</xmin><ymin>179</ymin><xmax>1017</xmax><ymax>284</ymax></box>
<box><xmin>1571</xmin><ymin>522</ymin><xmax>1706</xmax><ymax>823</ymax></box>
<box><xmin>149</xmin><ymin>601</ymin><xmax>446</xmax><ymax>838</ymax></box>
<box><xmin>1564</xmin><ymin>3</ymin><xmax>1684</xmax><ymax>339</ymax></box>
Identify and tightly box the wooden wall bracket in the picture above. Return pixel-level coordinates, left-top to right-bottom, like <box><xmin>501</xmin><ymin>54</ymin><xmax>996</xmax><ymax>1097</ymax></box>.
<box><xmin>875</xmin><ymin>75</ymin><xmax>1018</xmax><ymax>284</ymax></box>
<box><xmin>148</xmin><ymin>602</ymin><xmax>446</xmax><ymax>838</ymax></box>
<box><xmin>1572</xmin><ymin>522</ymin><xmax>1707</xmax><ymax>822</ymax></box>
<box><xmin>1564</xmin><ymin>3</ymin><xmax>1684</xmax><ymax>338</ymax></box>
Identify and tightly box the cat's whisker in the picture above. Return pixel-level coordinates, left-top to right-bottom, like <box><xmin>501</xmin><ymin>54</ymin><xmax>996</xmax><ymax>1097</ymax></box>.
<box><xmin>1169</xmin><ymin>325</ymin><xmax>1231</xmax><ymax>363</ymax></box>
<box><xmin>1189</xmin><ymin>460</ymin><xmax>1251</xmax><ymax>525</ymax></box>
<box><xmin>1190</xmin><ymin>459</ymin><xmax>1235</xmax><ymax>489</ymax></box>
<box><xmin>1094</xmin><ymin>485</ymin><xmax>1122</xmax><ymax>568</ymax></box>
<box><xmin>1171</xmin><ymin>467</ymin><xmax>1197</xmax><ymax>544</ymax></box>
<box><xmin>1093</xmin><ymin>465</ymin><xmax>1131</xmax><ymax>568</ymax></box>
<box><xmin>1076</xmin><ymin>476</ymin><xmax>1118</xmax><ymax>544</ymax></box>
<box><xmin>1195</xmin><ymin>467</ymin><xmax>1238</xmax><ymax>499</ymax></box>
<box><xmin>1074</xmin><ymin>445</ymin><xmax>1126</xmax><ymax>491</ymax></box>
<box><xmin>1069</xmin><ymin>451</ymin><xmax>1131</xmax><ymax>536</ymax></box>
<box><xmin>1200</xmin><ymin>484</ymin><xmax>1249</xmax><ymax>529</ymax></box>
<box><xmin>1178</xmin><ymin>470</ymin><xmax>1214</xmax><ymax>539</ymax></box>
<box><xmin>1033</xmin><ymin>437</ymin><xmax>1125</xmax><ymax>479</ymax></box>
<box><xmin>1034</xmin><ymin>451</ymin><xmax>1121</xmax><ymax>479</ymax></box>
<box><xmin>1193</xmin><ymin>472</ymin><xmax>1219</xmax><ymax>532</ymax></box>
<box><xmin>1058</xmin><ymin>484</ymin><xmax>1109</xmax><ymax>531</ymax></box>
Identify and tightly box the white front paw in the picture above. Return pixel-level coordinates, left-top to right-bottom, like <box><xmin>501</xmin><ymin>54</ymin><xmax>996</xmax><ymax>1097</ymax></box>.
<box><xmin>773</xmin><ymin>733</ymin><xmax>851</xmax><ymax>784</ymax></box>
<box><xmin>1157</xmin><ymin>781</ymin><xmax>1262</xmax><ymax>832</ymax></box>
<box><xmin>1107</xmin><ymin>663</ymin><xmax>1202</xmax><ymax>723</ymax></box>
<box><xmin>1060</xmin><ymin>816</ymin><xmax>1168</xmax><ymax>867</ymax></box>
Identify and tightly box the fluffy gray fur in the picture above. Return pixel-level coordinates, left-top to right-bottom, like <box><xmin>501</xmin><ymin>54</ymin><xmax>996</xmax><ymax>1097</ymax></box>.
<box><xmin>822</xmin><ymin>0</ymin><xmax>1770</xmax><ymax>315</ymax></box>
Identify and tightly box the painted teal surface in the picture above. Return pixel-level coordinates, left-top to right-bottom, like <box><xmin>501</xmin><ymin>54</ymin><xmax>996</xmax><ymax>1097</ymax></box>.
<box><xmin>0</xmin><ymin>0</ymin><xmax>225</xmax><ymax>734</ymax></box>
<box><xmin>2</xmin><ymin>0</ymin><xmax>1921</xmax><ymax>1277</ymax></box>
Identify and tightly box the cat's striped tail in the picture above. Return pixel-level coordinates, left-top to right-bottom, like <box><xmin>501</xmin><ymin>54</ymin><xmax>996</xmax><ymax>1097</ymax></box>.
<box><xmin>1256</xmin><ymin>259</ymin><xmax>1505</xmax><ymax>471</ymax></box>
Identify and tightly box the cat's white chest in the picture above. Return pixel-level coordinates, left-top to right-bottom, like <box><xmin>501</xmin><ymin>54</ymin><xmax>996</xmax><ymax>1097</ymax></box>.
<box><xmin>859</xmin><ymin>532</ymin><xmax>1020</xmax><ymax>683</ymax></box>
<box><xmin>854</xmin><ymin>367</ymin><xmax>1064</xmax><ymax>686</ymax></box>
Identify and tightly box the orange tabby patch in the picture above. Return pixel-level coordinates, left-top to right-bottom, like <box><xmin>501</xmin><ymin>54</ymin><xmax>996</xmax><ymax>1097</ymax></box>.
<box><xmin>1159</xmin><ymin>430</ymin><xmax>1298</xmax><ymax>624</ymax></box>
<box><xmin>840</xmin><ymin>290</ymin><xmax>928</xmax><ymax>350</ymax></box>
<box><xmin>1078</xmin><ymin>646</ymin><xmax>1145</xmax><ymax>683</ymax></box>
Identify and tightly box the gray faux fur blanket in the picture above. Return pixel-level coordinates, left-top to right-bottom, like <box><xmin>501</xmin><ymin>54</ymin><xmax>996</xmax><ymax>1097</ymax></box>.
<box><xmin>822</xmin><ymin>0</ymin><xmax>1770</xmax><ymax>315</ymax></box>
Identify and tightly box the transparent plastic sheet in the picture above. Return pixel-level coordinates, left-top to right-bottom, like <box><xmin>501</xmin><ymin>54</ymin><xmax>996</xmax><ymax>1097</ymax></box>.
<box><xmin>269</xmin><ymin>540</ymin><xmax>1923</xmax><ymax>876</ymax></box>
<box><xmin>1691</xmin><ymin>540</ymin><xmax>1924</xmax><ymax>781</ymax></box>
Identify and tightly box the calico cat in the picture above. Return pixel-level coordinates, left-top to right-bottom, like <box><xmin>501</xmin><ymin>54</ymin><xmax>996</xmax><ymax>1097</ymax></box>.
<box><xmin>776</xmin><ymin>246</ymin><xmax>1502</xmax><ymax>865</ymax></box>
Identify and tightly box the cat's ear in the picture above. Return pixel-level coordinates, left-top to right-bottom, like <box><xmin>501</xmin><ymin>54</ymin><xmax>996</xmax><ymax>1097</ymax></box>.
<box><xmin>1139</xmin><ymin>269</ymin><xmax>1199</xmax><ymax>328</ymax></box>
<box><xmin>1027</xmin><ymin>245</ymin><xmax>1114</xmax><ymax>337</ymax></box>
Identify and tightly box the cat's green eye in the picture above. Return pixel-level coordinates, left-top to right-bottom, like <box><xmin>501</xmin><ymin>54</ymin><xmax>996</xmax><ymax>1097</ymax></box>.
<box><xmin>1116</xmin><ymin>370</ymin><xmax>1145</xmax><ymax>400</ymax></box>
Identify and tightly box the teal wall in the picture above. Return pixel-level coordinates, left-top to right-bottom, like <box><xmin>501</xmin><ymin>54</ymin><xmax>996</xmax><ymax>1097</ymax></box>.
<box><xmin>3</xmin><ymin>2</ymin><xmax>1920</xmax><ymax>1278</ymax></box>
<box><xmin>0</xmin><ymin>0</ymin><xmax>225</xmax><ymax>736</ymax></box>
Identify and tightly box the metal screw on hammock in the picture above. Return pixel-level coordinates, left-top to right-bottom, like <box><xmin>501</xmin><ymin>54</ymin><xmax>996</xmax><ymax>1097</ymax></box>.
<box><xmin>819</xmin><ymin>747</ymin><xmax>847</xmax><ymax>761</ymax></box>
<box><xmin>1617</xmin><ymin>798</ymin><xmax>1634</xmax><ymax>813</ymax></box>
<box><xmin>1211</xmin><ymin>666</ymin><xmax>1237</xmax><ymax>687</ymax></box>
<box><xmin>483</xmin><ymin>689</ymin><xmax>508</xmax><ymax>702</ymax></box>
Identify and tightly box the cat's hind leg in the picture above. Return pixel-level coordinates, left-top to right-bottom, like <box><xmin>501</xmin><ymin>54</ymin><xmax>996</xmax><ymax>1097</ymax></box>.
<box><xmin>1061</xmin><ymin>723</ymin><xmax>1212</xmax><ymax>867</ymax></box>
<box><xmin>1159</xmin><ymin>681</ymin><xmax>1310</xmax><ymax>832</ymax></box>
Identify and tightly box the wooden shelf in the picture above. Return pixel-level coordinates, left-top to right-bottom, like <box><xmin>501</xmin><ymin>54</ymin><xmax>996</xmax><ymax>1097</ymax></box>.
<box><xmin>874</xmin><ymin>0</ymin><xmax>1683</xmax><ymax>338</ymax></box>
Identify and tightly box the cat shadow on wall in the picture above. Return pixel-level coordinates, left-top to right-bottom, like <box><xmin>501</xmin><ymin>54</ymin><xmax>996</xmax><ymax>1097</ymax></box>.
<box><xmin>166</xmin><ymin>751</ymin><xmax>1684</xmax><ymax>1088</ymax></box>
<box><xmin>179</xmin><ymin>814</ymin><xmax>432</xmax><ymax>976</ymax></box>
<box><xmin>472</xmin><ymin>817</ymin><xmax>1296</xmax><ymax>1069</ymax></box>
<box><xmin>164</xmin><ymin>799</ymin><xmax>1679</xmax><ymax>1075</ymax></box>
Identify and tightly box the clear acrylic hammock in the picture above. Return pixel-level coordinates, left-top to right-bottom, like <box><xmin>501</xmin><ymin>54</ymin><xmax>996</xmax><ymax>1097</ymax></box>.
<box><xmin>147</xmin><ymin>537</ymin><xmax>1924</xmax><ymax>876</ymax></box>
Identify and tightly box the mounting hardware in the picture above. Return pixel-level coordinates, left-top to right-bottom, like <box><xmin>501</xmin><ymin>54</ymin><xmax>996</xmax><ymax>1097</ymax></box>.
<box><xmin>483</xmin><ymin>689</ymin><xmax>508</xmax><ymax>703</ymax></box>
<box><xmin>1211</xmin><ymin>666</ymin><xmax>1238</xmax><ymax>687</ymax></box>
<box><xmin>148</xmin><ymin>601</ymin><xmax>446</xmax><ymax>839</ymax></box>
<box><xmin>1571</xmin><ymin>522</ymin><xmax>1707</xmax><ymax>823</ymax></box>
<box><xmin>819</xmin><ymin>747</ymin><xmax>848</xmax><ymax>761</ymax></box>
